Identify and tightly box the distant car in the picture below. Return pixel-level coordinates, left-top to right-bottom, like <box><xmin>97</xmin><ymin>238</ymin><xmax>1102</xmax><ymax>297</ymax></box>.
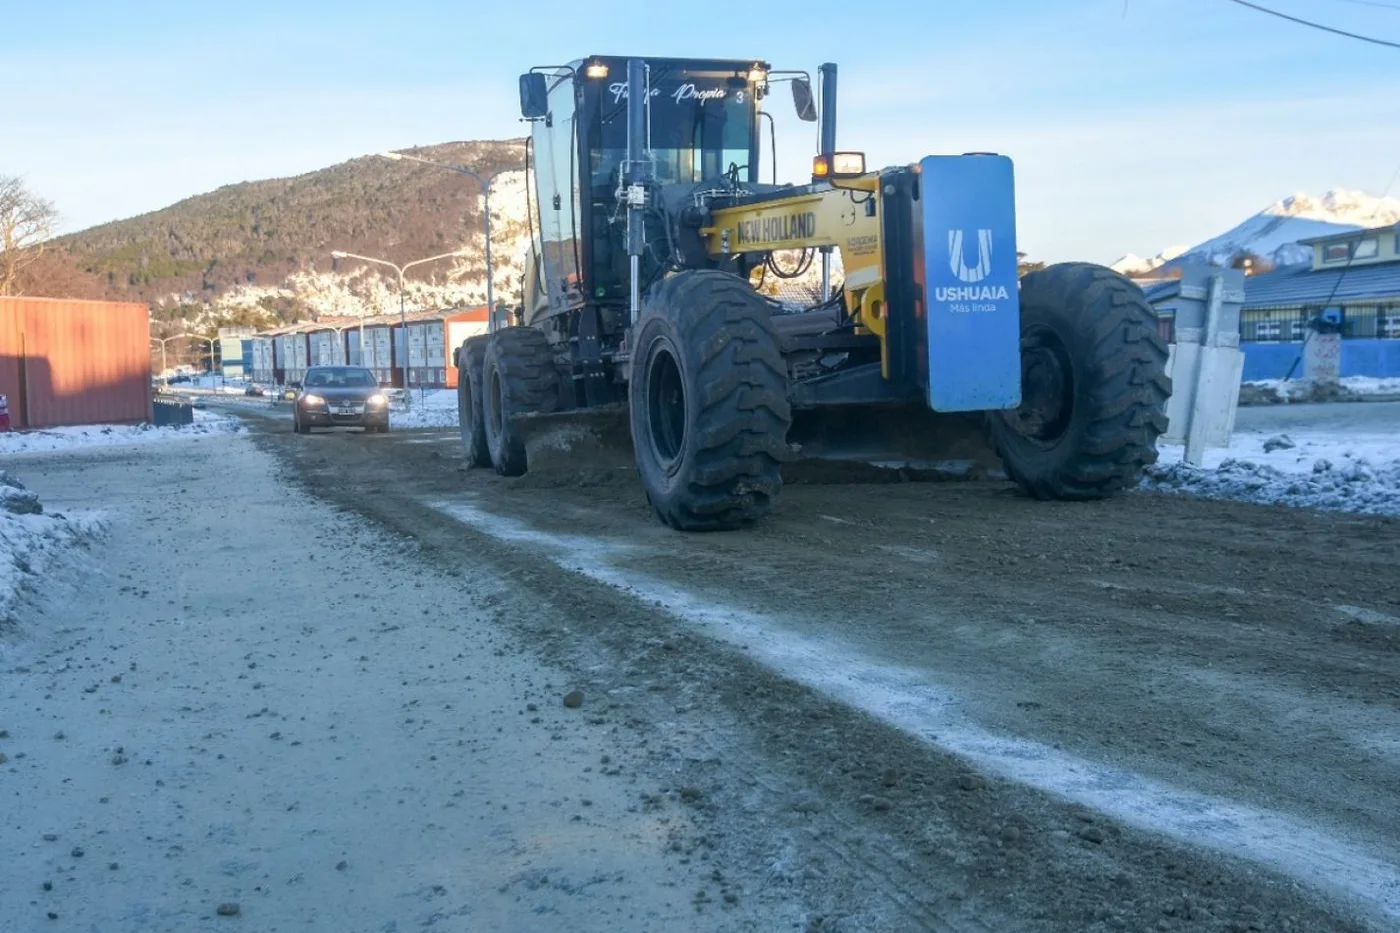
<box><xmin>244</xmin><ymin>384</ymin><xmax>265</xmax><ymax>397</ymax></box>
<box><xmin>292</xmin><ymin>365</ymin><xmax>389</xmax><ymax>434</ymax></box>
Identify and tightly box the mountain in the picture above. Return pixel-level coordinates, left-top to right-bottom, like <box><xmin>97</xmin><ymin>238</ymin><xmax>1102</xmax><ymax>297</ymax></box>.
<box><xmin>1114</xmin><ymin>188</ymin><xmax>1400</xmax><ymax>276</ymax></box>
<box><xmin>43</xmin><ymin>137</ymin><xmax>846</xmax><ymax>330</ymax></box>
<box><xmin>49</xmin><ymin>140</ymin><xmax>531</xmax><ymax>329</ymax></box>
<box><xmin>1109</xmin><ymin>245</ymin><xmax>1188</xmax><ymax>276</ymax></box>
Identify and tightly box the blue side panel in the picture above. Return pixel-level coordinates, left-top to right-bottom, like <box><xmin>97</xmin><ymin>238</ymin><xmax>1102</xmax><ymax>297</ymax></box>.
<box><xmin>1239</xmin><ymin>342</ymin><xmax>1302</xmax><ymax>381</ymax></box>
<box><xmin>1342</xmin><ymin>338</ymin><xmax>1400</xmax><ymax>378</ymax></box>
<box><xmin>919</xmin><ymin>155</ymin><xmax>1022</xmax><ymax>411</ymax></box>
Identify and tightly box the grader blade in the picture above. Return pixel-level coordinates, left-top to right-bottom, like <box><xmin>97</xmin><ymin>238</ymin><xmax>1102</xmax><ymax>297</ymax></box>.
<box><xmin>511</xmin><ymin>404</ymin><xmax>638</xmax><ymax>475</ymax></box>
<box><xmin>506</xmin><ymin>401</ymin><xmax>1008</xmax><ymax>485</ymax></box>
<box><xmin>782</xmin><ymin>406</ymin><xmax>1008</xmax><ymax>484</ymax></box>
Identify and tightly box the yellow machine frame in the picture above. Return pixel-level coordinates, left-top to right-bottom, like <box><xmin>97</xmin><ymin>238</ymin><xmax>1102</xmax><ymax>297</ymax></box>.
<box><xmin>699</xmin><ymin>175</ymin><xmax>900</xmax><ymax>375</ymax></box>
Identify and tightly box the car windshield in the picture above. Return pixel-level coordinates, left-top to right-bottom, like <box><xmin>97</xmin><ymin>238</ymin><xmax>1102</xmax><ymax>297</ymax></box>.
<box><xmin>305</xmin><ymin>368</ymin><xmax>376</xmax><ymax>388</ymax></box>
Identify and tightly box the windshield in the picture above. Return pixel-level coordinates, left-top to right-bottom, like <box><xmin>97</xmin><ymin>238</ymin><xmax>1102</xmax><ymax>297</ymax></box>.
<box><xmin>305</xmin><ymin>367</ymin><xmax>377</xmax><ymax>388</ymax></box>
<box><xmin>589</xmin><ymin>70</ymin><xmax>757</xmax><ymax>190</ymax></box>
<box><xmin>580</xmin><ymin>67</ymin><xmax>759</xmax><ymax>303</ymax></box>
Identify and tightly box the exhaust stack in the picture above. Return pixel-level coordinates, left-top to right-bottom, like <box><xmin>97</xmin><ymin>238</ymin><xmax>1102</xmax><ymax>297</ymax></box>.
<box><xmin>818</xmin><ymin>62</ymin><xmax>837</xmax><ymax>301</ymax></box>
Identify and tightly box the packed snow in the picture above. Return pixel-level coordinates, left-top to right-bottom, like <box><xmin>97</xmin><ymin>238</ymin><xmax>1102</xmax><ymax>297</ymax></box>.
<box><xmin>0</xmin><ymin>410</ymin><xmax>243</xmax><ymax>456</ymax></box>
<box><xmin>1146</xmin><ymin>421</ymin><xmax>1400</xmax><ymax>518</ymax></box>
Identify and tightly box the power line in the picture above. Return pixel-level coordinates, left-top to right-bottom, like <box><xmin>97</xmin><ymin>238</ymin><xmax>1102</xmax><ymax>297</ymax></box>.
<box><xmin>1223</xmin><ymin>0</ymin><xmax>1400</xmax><ymax>47</ymax></box>
<box><xmin>1319</xmin><ymin>0</ymin><xmax>1400</xmax><ymax>12</ymax></box>
<box><xmin>1281</xmin><ymin>159</ymin><xmax>1400</xmax><ymax>380</ymax></box>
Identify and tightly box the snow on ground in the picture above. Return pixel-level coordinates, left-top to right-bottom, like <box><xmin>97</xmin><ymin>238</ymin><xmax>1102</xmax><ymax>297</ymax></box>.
<box><xmin>1242</xmin><ymin>376</ymin><xmax>1400</xmax><ymax>403</ymax></box>
<box><xmin>0</xmin><ymin>470</ymin><xmax>106</xmax><ymax>643</ymax></box>
<box><xmin>1146</xmin><ymin>417</ymin><xmax>1400</xmax><ymax>517</ymax></box>
<box><xmin>390</xmin><ymin>387</ymin><xmax>458</xmax><ymax>430</ymax></box>
<box><xmin>0</xmin><ymin>409</ymin><xmax>243</xmax><ymax>456</ymax></box>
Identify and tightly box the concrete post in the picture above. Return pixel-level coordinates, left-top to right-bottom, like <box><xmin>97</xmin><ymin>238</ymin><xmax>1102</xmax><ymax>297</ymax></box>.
<box><xmin>1304</xmin><ymin>329</ymin><xmax>1342</xmax><ymax>386</ymax></box>
<box><xmin>1159</xmin><ymin>265</ymin><xmax>1246</xmax><ymax>466</ymax></box>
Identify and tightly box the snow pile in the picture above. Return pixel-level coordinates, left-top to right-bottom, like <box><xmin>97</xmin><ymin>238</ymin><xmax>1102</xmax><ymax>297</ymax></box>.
<box><xmin>1240</xmin><ymin>376</ymin><xmax>1400</xmax><ymax>405</ymax></box>
<box><xmin>0</xmin><ymin>410</ymin><xmax>243</xmax><ymax>456</ymax></box>
<box><xmin>1145</xmin><ymin>430</ymin><xmax>1400</xmax><ymax>517</ymax></box>
<box><xmin>1345</xmin><ymin>377</ymin><xmax>1400</xmax><ymax>396</ymax></box>
<box><xmin>392</xmin><ymin>388</ymin><xmax>458</xmax><ymax>430</ymax></box>
<box><xmin>0</xmin><ymin>470</ymin><xmax>107</xmax><ymax>634</ymax></box>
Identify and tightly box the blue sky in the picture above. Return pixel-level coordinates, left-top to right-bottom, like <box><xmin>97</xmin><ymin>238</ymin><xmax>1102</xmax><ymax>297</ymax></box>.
<box><xmin>3</xmin><ymin>0</ymin><xmax>1399</xmax><ymax>264</ymax></box>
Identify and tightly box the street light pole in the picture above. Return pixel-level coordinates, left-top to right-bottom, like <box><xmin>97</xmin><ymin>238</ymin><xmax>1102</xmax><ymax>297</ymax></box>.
<box><xmin>329</xmin><ymin>249</ymin><xmax>469</xmax><ymax>395</ymax></box>
<box><xmin>176</xmin><ymin>333</ymin><xmax>218</xmax><ymax>389</ymax></box>
<box><xmin>379</xmin><ymin>151</ymin><xmax>519</xmax><ymax>331</ymax></box>
<box><xmin>149</xmin><ymin>336</ymin><xmax>172</xmax><ymax>377</ymax></box>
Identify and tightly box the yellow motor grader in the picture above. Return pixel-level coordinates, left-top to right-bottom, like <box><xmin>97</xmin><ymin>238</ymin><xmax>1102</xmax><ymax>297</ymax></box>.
<box><xmin>453</xmin><ymin>55</ymin><xmax>1171</xmax><ymax>531</ymax></box>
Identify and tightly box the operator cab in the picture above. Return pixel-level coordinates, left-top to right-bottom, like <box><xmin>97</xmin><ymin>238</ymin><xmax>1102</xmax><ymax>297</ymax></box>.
<box><xmin>518</xmin><ymin>56</ymin><xmax>804</xmax><ymax>322</ymax></box>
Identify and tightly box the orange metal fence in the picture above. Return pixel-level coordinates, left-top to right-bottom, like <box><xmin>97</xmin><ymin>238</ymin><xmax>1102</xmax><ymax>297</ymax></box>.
<box><xmin>0</xmin><ymin>297</ymin><xmax>152</xmax><ymax>430</ymax></box>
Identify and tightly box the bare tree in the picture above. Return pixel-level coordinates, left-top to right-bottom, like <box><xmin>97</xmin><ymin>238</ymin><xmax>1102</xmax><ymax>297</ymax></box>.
<box><xmin>0</xmin><ymin>174</ymin><xmax>60</xmax><ymax>296</ymax></box>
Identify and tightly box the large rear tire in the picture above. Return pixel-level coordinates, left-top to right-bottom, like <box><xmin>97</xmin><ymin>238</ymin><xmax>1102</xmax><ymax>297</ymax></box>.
<box><xmin>456</xmin><ymin>336</ymin><xmax>490</xmax><ymax>468</ymax></box>
<box><xmin>482</xmin><ymin>326</ymin><xmax>560</xmax><ymax>476</ymax></box>
<box><xmin>989</xmin><ymin>262</ymin><xmax>1171</xmax><ymax>499</ymax></box>
<box><xmin>630</xmin><ymin>270</ymin><xmax>792</xmax><ymax>531</ymax></box>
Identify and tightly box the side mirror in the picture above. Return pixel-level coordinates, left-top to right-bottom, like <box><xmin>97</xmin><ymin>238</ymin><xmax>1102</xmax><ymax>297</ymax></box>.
<box><xmin>519</xmin><ymin>73</ymin><xmax>549</xmax><ymax>119</ymax></box>
<box><xmin>792</xmin><ymin>78</ymin><xmax>818</xmax><ymax>122</ymax></box>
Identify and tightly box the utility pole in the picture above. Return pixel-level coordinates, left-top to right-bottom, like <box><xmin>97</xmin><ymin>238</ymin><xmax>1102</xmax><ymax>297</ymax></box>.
<box><xmin>330</xmin><ymin>249</ymin><xmax>469</xmax><ymax>395</ymax></box>
<box><xmin>379</xmin><ymin>150</ymin><xmax>522</xmax><ymax>331</ymax></box>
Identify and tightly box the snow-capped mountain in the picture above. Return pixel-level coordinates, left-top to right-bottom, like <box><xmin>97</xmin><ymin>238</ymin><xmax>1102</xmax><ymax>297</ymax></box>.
<box><xmin>1109</xmin><ymin>245</ymin><xmax>1188</xmax><ymax>275</ymax></box>
<box><xmin>1115</xmin><ymin>188</ymin><xmax>1400</xmax><ymax>276</ymax></box>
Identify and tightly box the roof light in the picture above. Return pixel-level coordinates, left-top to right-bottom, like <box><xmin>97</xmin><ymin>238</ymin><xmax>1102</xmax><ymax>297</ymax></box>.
<box><xmin>585</xmin><ymin>62</ymin><xmax>608</xmax><ymax>78</ymax></box>
<box><xmin>830</xmin><ymin>152</ymin><xmax>865</xmax><ymax>175</ymax></box>
<box><xmin>748</xmin><ymin>66</ymin><xmax>768</xmax><ymax>83</ymax></box>
<box><xmin>813</xmin><ymin>152</ymin><xmax>865</xmax><ymax>181</ymax></box>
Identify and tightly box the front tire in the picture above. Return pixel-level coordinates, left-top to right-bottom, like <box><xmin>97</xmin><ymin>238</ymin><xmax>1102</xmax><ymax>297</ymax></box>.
<box><xmin>457</xmin><ymin>336</ymin><xmax>490</xmax><ymax>467</ymax></box>
<box><xmin>482</xmin><ymin>327</ymin><xmax>559</xmax><ymax>476</ymax></box>
<box><xmin>989</xmin><ymin>262</ymin><xmax>1171</xmax><ymax>499</ymax></box>
<box><xmin>629</xmin><ymin>270</ymin><xmax>791</xmax><ymax>531</ymax></box>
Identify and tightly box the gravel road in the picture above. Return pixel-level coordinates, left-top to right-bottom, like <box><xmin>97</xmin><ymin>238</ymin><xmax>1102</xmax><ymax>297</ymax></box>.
<box><xmin>2</xmin><ymin>437</ymin><xmax>808</xmax><ymax>932</ymax></box>
<box><xmin>5</xmin><ymin>404</ymin><xmax>1399</xmax><ymax>932</ymax></box>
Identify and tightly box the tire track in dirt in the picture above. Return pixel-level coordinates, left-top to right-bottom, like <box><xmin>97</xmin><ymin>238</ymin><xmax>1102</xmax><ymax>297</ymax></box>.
<box><xmin>426</xmin><ymin>497</ymin><xmax>1400</xmax><ymax>924</ymax></box>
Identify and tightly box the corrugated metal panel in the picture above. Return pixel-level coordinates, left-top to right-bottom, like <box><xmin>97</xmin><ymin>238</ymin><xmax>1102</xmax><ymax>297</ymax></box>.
<box><xmin>443</xmin><ymin>309</ymin><xmax>489</xmax><ymax>389</ymax></box>
<box><xmin>309</xmin><ymin>331</ymin><xmax>343</xmax><ymax>366</ymax></box>
<box><xmin>407</xmin><ymin>324</ymin><xmax>429</xmax><ymax>368</ymax></box>
<box><xmin>1243</xmin><ymin>261</ymin><xmax>1400</xmax><ymax>308</ymax></box>
<box><xmin>251</xmin><ymin>338</ymin><xmax>276</xmax><ymax>383</ymax></box>
<box><xmin>0</xmin><ymin>297</ymin><xmax>151</xmax><ymax>429</ymax></box>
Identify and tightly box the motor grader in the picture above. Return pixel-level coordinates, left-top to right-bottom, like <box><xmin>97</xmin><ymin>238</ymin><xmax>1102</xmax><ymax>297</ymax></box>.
<box><xmin>454</xmin><ymin>54</ymin><xmax>1171</xmax><ymax>531</ymax></box>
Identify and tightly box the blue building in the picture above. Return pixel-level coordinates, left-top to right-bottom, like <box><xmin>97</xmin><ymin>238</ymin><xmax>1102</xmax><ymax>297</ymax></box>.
<box><xmin>216</xmin><ymin>326</ymin><xmax>256</xmax><ymax>380</ymax></box>
<box><xmin>1146</xmin><ymin>222</ymin><xmax>1400</xmax><ymax>381</ymax></box>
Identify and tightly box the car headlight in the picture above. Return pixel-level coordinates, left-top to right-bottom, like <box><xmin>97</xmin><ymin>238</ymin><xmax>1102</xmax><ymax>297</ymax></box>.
<box><xmin>301</xmin><ymin>394</ymin><xmax>325</xmax><ymax>406</ymax></box>
<box><xmin>366</xmin><ymin>393</ymin><xmax>387</xmax><ymax>407</ymax></box>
